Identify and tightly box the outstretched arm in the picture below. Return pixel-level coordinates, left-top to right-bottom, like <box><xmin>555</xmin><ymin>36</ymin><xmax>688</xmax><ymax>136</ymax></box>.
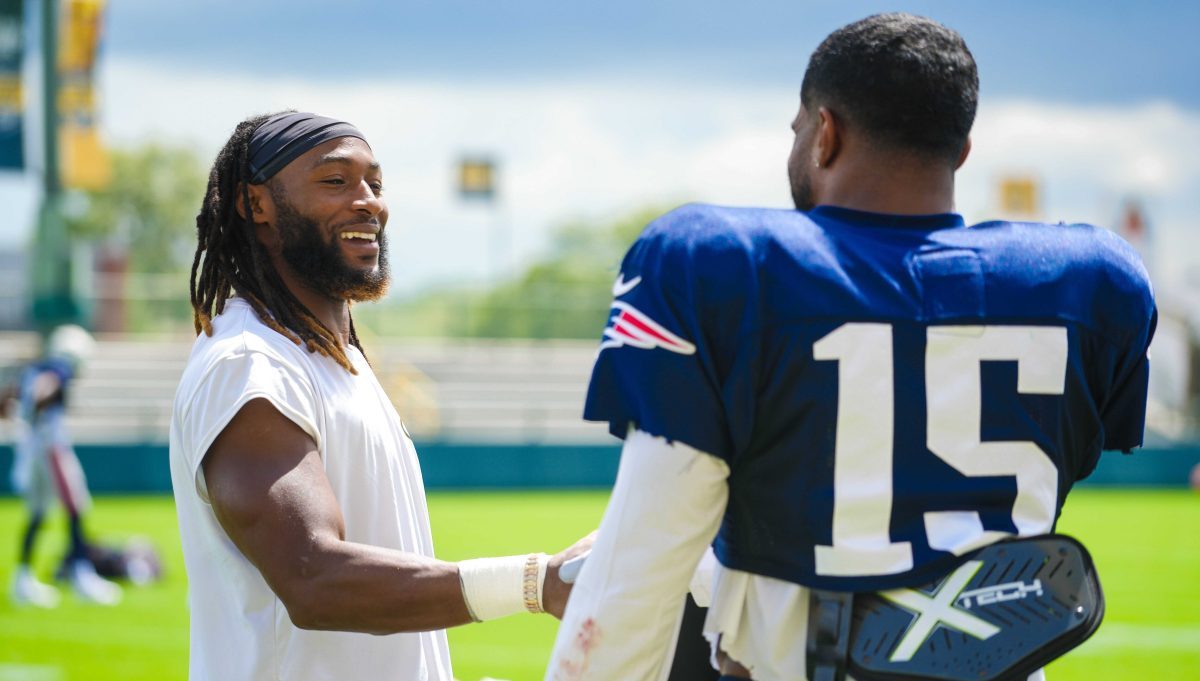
<box><xmin>203</xmin><ymin>397</ymin><xmax>586</xmax><ymax>634</ymax></box>
<box><xmin>203</xmin><ymin>397</ymin><xmax>469</xmax><ymax>633</ymax></box>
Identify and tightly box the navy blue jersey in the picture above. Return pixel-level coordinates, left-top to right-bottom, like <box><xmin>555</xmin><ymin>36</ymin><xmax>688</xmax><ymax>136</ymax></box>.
<box><xmin>584</xmin><ymin>204</ymin><xmax>1156</xmax><ymax>592</ymax></box>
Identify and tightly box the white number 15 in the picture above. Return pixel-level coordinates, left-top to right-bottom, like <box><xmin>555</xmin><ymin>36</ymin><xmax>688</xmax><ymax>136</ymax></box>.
<box><xmin>812</xmin><ymin>324</ymin><xmax>1067</xmax><ymax>577</ymax></box>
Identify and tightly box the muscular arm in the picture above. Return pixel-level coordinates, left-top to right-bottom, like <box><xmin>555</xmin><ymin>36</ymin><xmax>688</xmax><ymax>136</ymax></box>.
<box><xmin>202</xmin><ymin>397</ymin><xmax>472</xmax><ymax>634</ymax></box>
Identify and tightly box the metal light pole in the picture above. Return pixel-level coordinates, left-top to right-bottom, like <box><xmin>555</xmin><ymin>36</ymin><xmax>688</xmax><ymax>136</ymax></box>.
<box><xmin>30</xmin><ymin>0</ymin><xmax>79</xmax><ymax>331</ymax></box>
<box><xmin>457</xmin><ymin>155</ymin><xmax>506</xmax><ymax>282</ymax></box>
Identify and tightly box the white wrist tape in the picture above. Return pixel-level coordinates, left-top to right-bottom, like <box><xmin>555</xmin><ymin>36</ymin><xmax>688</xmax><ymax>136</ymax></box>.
<box><xmin>458</xmin><ymin>553</ymin><xmax>548</xmax><ymax>621</ymax></box>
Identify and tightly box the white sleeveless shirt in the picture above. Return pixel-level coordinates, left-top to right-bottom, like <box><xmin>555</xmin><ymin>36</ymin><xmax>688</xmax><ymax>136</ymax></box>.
<box><xmin>170</xmin><ymin>299</ymin><xmax>452</xmax><ymax>681</ymax></box>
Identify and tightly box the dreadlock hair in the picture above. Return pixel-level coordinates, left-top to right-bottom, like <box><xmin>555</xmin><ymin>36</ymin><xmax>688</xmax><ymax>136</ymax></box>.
<box><xmin>190</xmin><ymin>112</ymin><xmax>366</xmax><ymax>374</ymax></box>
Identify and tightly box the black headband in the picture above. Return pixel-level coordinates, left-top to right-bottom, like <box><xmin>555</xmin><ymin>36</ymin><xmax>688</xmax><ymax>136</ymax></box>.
<box><xmin>246</xmin><ymin>112</ymin><xmax>367</xmax><ymax>184</ymax></box>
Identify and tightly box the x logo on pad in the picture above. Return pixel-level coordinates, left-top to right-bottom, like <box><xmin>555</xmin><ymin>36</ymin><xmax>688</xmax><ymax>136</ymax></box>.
<box><xmin>881</xmin><ymin>560</ymin><xmax>1002</xmax><ymax>662</ymax></box>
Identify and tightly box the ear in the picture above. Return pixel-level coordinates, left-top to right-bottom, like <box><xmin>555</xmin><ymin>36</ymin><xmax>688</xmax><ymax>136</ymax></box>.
<box><xmin>954</xmin><ymin>136</ymin><xmax>972</xmax><ymax>170</ymax></box>
<box><xmin>234</xmin><ymin>182</ymin><xmax>275</xmax><ymax>225</ymax></box>
<box><xmin>814</xmin><ymin>106</ymin><xmax>841</xmax><ymax>169</ymax></box>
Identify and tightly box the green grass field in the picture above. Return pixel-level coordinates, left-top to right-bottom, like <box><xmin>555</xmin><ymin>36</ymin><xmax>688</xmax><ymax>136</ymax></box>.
<box><xmin>0</xmin><ymin>489</ymin><xmax>1197</xmax><ymax>681</ymax></box>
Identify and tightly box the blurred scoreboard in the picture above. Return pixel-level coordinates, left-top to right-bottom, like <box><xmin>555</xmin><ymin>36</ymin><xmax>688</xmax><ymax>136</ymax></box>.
<box><xmin>998</xmin><ymin>175</ymin><xmax>1040</xmax><ymax>219</ymax></box>
<box><xmin>458</xmin><ymin>156</ymin><xmax>496</xmax><ymax>200</ymax></box>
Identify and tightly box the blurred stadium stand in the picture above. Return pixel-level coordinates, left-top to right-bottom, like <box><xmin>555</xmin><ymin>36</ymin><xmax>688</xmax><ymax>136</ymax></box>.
<box><xmin>385</xmin><ymin>339</ymin><xmax>608</xmax><ymax>444</ymax></box>
<box><xmin>0</xmin><ymin>332</ymin><xmax>610</xmax><ymax>446</ymax></box>
<box><xmin>0</xmin><ymin>329</ymin><xmax>1197</xmax><ymax>492</ymax></box>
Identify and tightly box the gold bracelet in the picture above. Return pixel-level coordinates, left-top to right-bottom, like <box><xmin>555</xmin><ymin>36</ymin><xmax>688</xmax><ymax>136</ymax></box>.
<box><xmin>523</xmin><ymin>553</ymin><xmax>544</xmax><ymax>613</ymax></box>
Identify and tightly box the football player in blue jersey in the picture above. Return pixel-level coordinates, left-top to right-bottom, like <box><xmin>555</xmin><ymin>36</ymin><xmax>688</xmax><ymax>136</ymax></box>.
<box><xmin>7</xmin><ymin>325</ymin><xmax>122</xmax><ymax>607</ymax></box>
<box><xmin>547</xmin><ymin>12</ymin><xmax>1155</xmax><ymax>681</ymax></box>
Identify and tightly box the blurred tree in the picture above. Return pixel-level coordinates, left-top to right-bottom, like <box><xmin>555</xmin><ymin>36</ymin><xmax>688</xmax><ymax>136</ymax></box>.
<box><xmin>62</xmin><ymin>143</ymin><xmax>206</xmax><ymax>331</ymax></box>
<box><xmin>355</xmin><ymin>206</ymin><xmax>672</xmax><ymax>339</ymax></box>
<box><xmin>467</xmin><ymin>206</ymin><xmax>667</xmax><ymax>338</ymax></box>
<box><xmin>64</xmin><ymin>143</ymin><xmax>206</xmax><ymax>273</ymax></box>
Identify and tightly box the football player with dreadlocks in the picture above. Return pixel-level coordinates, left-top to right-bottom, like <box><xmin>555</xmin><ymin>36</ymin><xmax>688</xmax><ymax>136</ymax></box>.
<box><xmin>170</xmin><ymin>112</ymin><xmax>590</xmax><ymax>681</ymax></box>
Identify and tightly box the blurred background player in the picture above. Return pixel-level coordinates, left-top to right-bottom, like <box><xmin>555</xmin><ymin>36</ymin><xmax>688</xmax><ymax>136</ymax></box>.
<box><xmin>7</xmin><ymin>324</ymin><xmax>122</xmax><ymax>607</ymax></box>
<box><xmin>548</xmin><ymin>13</ymin><xmax>1156</xmax><ymax>681</ymax></box>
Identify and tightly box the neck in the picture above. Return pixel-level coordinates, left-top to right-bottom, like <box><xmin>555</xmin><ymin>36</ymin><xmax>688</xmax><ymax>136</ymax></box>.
<box><xmin>271</xmin><ymin>257</ymin><xmax>352</xmax><ymax>346</ymax></box>
<box><xmin>292</xmin><ymin>284</ymin><xmax>352</xmax><ymax>346</ymax></box>
<box><xmin>819</xmin><ymin>152</ymin><xmax>957</xmax><ymax>215</ymax></box>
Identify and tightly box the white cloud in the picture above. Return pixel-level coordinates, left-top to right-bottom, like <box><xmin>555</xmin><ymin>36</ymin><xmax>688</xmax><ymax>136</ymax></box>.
<box><xmin>3</xmin><ymin>58</ymin><xmax>1195</xmax><ymax>295</ymax></box>
<box><xmin>91</xmin><ymin>59</ymin><xmax>801</xmax><ymax>293</ymax></box>
<box><xmin>960</xmin><ymin>100</ymin><xmax>1200</xmax><ymax>284</ymax></box>
<box><xmin>968</xmin><ymin>100</ymin><xmax>1199</xmax><ymax>196</ymax></box>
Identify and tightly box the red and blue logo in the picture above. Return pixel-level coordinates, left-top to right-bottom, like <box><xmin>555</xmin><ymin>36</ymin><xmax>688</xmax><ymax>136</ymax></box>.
<box><xmin>599</xmin><ymin>301</ymin><xmax>697</xmax><ymax>355</ymax></box>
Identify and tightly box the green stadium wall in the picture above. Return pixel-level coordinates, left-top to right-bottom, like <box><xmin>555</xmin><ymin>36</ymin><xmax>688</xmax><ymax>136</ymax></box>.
<box><xmin>0</xmin><ymin>443</ymin><xmax>1197</xmax><ymax>495</ymax></box>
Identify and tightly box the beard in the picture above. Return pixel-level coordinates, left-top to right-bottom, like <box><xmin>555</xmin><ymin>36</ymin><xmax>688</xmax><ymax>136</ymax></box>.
<box><xmin>790</xmin><ymin>172</ymin><xmax>816</xmax><ymax>212</ymax></box>
<box><xmin>788</xmin><ymin>152</ymin><xmax>816</xmax><ymax>212</ymax></box>
<box><xmin>274</xmin><ymin>197</ymin><xmax>391</xmax><ymax>302</ymax></box>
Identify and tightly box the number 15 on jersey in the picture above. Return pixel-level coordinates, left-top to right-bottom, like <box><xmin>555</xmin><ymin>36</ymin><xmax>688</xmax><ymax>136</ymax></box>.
<box><xmin>813</xmin><ymin>324</ymin><xmax>1067</xmax><ymax>578</ymax></box>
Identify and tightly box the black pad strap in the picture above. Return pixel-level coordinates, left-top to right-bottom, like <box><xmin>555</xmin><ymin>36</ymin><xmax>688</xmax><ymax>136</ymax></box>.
<box><xmin>806</xmin><ymin>589</ymin><xmax>854</xmax><ymax>681</ymax></box>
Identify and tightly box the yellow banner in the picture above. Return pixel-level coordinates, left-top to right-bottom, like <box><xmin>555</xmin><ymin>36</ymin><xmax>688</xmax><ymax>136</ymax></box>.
<box><xmin>61</xmin><ymin>123</ymin><xmax>110</xmax><ymax>189</ymax></box>
<box><xmin>59</xmin><ymin>0</ymin><xmax>103</xmax><ymax>74</ymax></box>
<box><xmin>58</xmin><ymin>0</ymin><xmax>108</xmax><ymax>189</ymax></box>
<box><xmin>58</xmin><ymin>81</ymin><xmax>94</xmax><ymax>117</ymax></box>
<box><xmin>0</xmin><ymin>74</ymin><xmax>20</xmax><ymax>112</ymax></box>
<box><xmin>997</xmin><ymin>176</ymin><xmax>1040</xmax><ymax>219</ymax></box>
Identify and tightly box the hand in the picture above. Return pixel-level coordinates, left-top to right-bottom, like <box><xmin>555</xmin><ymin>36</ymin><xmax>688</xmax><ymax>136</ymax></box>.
<box><xmin>542</xmin><ymin>530</ymin><xmax>596</xmax><ymax>619</ymax></box>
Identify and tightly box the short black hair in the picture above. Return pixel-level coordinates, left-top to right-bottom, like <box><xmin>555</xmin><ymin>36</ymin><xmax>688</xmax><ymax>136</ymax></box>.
<box><xmin>801</xmin><ymin>13</ymin><xmax>978</xmax><ymax>163</ymax></box>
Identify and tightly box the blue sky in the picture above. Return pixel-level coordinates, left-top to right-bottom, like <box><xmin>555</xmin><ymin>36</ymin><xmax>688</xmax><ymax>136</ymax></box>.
<box><xmin>105</xmin><ymin>0</ymin><xmax>1198</xmax><ymax>106</ymax></box>
<box><xmin>3</xmin><ymin>0</ymin><xmax>1198</xmax><ymax>296</ymax></box>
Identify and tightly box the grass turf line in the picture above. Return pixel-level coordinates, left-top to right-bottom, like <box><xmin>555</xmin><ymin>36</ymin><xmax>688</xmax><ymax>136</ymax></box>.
<box><xmin>0</xmin><ymin>489</ymin><xmax>1196</xmax><ymax>681</ymax></box>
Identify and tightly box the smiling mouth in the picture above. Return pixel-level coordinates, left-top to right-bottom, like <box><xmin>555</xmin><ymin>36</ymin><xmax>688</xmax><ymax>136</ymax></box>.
<box><xmin>340</xmin><ymin>231</ymin><xmax>377</xmax><ymax>242</ymax></box>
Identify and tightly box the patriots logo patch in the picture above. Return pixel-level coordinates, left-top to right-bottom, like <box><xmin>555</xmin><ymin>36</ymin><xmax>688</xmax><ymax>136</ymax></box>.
<box><xmin>599</xmin><ymin>301</ymin><xmax>697</xmax><ymax>355</ymax></box>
